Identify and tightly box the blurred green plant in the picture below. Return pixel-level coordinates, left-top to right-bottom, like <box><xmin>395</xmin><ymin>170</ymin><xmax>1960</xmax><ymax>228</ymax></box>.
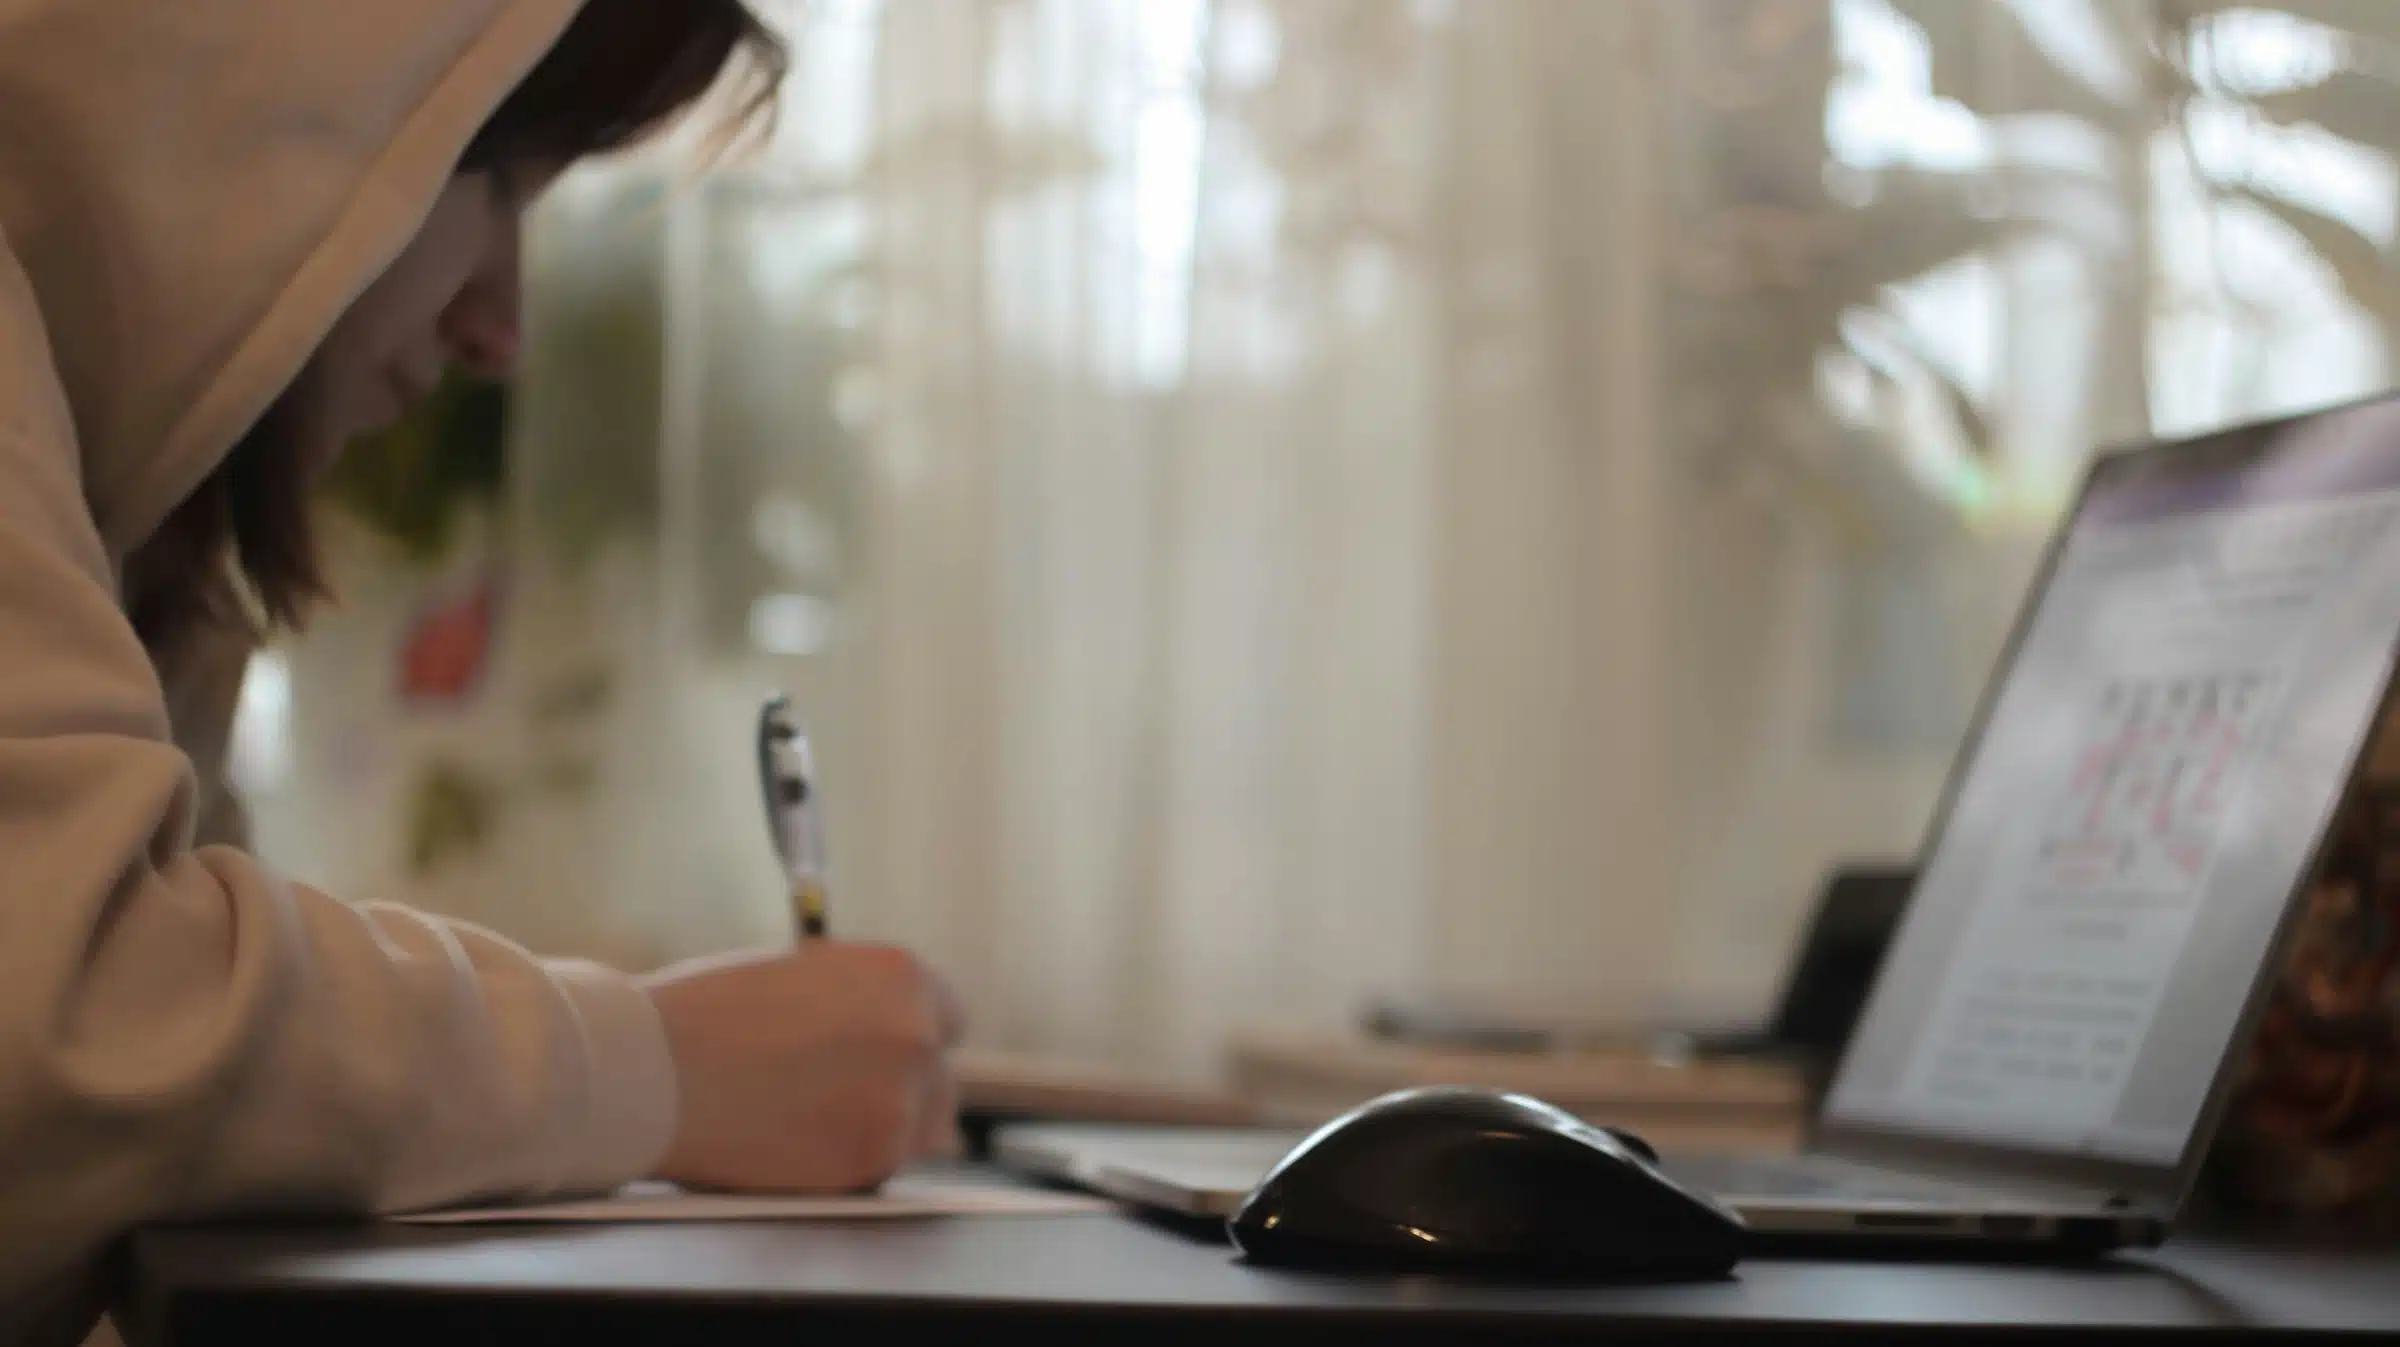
<box><xmin>319</xmin><ymin>373</ymin><xmax>512</xmax><ymax>564</ymax></box>
<box><xmin>405</xmin><ymin>757</ymin><xmax>503</xmax><ymax>876</ymax></box>
<box><xmin>514</xmin><ymin>195</ymin><xmax>670</xmax><ymax>574</ymax></box>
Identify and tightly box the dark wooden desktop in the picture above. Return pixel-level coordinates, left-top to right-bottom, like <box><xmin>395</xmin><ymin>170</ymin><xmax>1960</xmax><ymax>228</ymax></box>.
<box><xmin>126</xmin><ymin>1181</ymin><xmax>2400</xmax><ymax>1345</ymax></box>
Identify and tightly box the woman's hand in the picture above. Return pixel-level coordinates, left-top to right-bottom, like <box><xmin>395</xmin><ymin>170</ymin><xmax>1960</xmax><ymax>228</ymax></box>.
<box><xmin>641</xmin><ymin>943</ymin><xmax>964</xmax><ymax>1193</ymax></box>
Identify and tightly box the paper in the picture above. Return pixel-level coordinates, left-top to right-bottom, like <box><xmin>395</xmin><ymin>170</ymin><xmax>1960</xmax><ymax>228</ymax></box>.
<box><xmin>395</xmin><ymin>1174</ymin><xmax>1114</xmax><ymax>1226</ymax></box>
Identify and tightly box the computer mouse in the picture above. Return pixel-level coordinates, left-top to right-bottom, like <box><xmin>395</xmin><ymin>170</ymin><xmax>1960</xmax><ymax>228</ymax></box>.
<box><xmin>1227</xmin><ymin>1086</ymin><xmax>1744</xmax><ymax>1279</ymax></box>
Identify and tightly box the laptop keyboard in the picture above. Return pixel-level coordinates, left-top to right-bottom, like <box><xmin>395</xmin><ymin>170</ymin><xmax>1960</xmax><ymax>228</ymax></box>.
<box><xmin>1663</xmin><ymin>1153</ymin><xmax>1956</xmax><ymax>1204</ymax></box>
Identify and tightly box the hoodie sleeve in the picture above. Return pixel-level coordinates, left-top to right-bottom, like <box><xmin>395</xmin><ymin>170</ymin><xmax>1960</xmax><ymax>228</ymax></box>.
<box><xmin>0</xmin><ymin>281</ymin><xmax>678</xmax><ymax>1320</ymax></box>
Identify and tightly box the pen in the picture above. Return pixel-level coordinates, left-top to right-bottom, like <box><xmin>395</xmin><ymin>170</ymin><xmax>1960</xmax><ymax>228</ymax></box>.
<box><xmin>756</xmin><ymin>693</ymin><xmax>830</xmax><ymax>940</ymax></box>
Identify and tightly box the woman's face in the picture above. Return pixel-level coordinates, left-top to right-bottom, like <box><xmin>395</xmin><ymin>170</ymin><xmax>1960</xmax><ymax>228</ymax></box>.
<box><xmin>283</xmin><ymin>168</ymin><xmax>554</xmax><ymax>476</ymax></box>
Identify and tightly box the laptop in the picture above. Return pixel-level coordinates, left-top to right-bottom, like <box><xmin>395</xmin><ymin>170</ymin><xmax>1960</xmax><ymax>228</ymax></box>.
<box><xmin>998</xmin><ymin>395</ymin><xmax>2400</xmax><ymax>1251</ymax></box>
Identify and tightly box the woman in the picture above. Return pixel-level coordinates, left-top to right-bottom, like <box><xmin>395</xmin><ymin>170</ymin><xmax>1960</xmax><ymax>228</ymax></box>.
<box><xmin>0</xmin><ymin>4</ymin><xmax>962</xmax><ymax>1343</ymax></box>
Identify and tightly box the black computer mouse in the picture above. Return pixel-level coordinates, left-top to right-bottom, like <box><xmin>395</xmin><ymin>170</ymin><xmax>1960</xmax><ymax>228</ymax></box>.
<box><xmin>1227</xmin><ymin>1086</ymin><xmax>1744</xmax><ymax>1279</ymax></box>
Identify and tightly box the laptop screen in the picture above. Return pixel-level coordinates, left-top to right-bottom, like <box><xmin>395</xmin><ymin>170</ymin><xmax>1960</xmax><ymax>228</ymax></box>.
<box><xmin>1822</xmin><ymin>399</ymin><xmax>2400</xmax><ymax>1167</ymax></box>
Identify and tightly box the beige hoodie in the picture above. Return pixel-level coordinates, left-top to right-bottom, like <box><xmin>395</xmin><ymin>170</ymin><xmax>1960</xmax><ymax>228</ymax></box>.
<box><xmin>0</xmin><ymin>4</ymin><xmax>681</xmax><ymax>1341</ymax></box>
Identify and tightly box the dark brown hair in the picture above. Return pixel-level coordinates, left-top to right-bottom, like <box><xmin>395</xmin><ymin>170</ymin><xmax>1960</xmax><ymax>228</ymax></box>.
<box><xmin>126</xmin><ymin>0</ymin><xmax>786</xmax><ymax>655</ymax></box>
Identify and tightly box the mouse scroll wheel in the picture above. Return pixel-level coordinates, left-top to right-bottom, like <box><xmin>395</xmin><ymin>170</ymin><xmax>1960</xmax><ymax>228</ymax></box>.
<box><xmin>1602</xmin><ymin>1127</ymin><xmax>1659</xmax><ymax>1165</ymax></box>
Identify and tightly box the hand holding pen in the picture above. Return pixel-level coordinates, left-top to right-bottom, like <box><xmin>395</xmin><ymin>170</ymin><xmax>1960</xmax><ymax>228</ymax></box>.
<box><xmin>635</xmin><ymin>692</ymin><xmax>965</xmax><ymax>1194</ymax></box>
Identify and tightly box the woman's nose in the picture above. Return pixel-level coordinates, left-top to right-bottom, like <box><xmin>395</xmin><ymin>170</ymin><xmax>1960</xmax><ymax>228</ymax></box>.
<box><xmin>440</xmin><ymin>219</ymin><xmax>526</xmax><ymax>381</ymax></box>
<box><xmin>439</xmin><ymin>289</ymin><xmax>522</xmax><ymax>382</ymax></box>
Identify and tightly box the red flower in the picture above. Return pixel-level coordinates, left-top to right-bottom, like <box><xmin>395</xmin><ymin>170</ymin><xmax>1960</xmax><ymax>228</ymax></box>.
<box><xmin>401</xmin><ymin>575</ymin><xmax>500</xmax><ymax>705</ymax></box>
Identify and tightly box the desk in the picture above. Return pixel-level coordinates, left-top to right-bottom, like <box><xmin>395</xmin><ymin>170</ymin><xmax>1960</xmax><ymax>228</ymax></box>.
<box><xmin>126</xmin><ymin>1199</ymin><xmax>2400</xmax><ymax>1344</ymax></box>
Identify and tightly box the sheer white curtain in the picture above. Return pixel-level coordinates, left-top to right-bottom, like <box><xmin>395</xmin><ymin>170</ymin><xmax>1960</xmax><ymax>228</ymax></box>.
<box><xmin>243</xmin><ymin>0</ymin><xmax>2400</xmax><ymax>1080</ymax></box>
<box><xmin>645</xmin><ymin>0</ymin><xmax>1693</xmax><ymax>1074</ymax></box>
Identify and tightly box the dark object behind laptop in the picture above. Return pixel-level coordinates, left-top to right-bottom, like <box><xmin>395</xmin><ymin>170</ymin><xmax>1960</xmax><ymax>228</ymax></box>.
<box><xmin>1365</xmin><ymin>863</ymin><xmax>1914</xmax><ymax>1091</ymax></box>
<box><xmin>1674</xmin><ymin>864</ymin><xmax>1914</xmax><ymax>1067</ymax></box>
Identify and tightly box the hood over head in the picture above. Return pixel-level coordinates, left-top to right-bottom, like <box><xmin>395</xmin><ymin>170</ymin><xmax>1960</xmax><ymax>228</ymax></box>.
<box><xmin>0</xmin><ymin>0</ymin><xmax>583</xmax><ymax>559</ymax></box>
